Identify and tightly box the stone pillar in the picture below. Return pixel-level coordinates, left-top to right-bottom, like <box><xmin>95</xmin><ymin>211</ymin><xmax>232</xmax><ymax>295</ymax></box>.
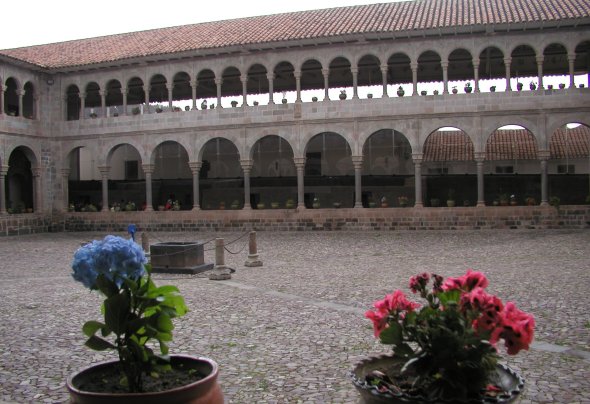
<box><xmin>539</xmin><ymin>151</ymin><xmax>549</xmax><ymax>206</ymax></box>
<box><xmin>294</xmin><ymin>70</ymin><xmax>302</xmax><ymax>103</ymax></box>
<box><xmin>209</xmin><ymin>238</ymin><xmax>231</xmax><ymax>280</ymax></box>
<box><xmin>0</xmin><ymin>85</ymin><xmax>4</xmax><ymax>115</ymax></box>
<box><xmin>351</xmin><ymin>67</ymin><xmax>359</xmax><ymax>99</ymax></box>
<box><xmin>412</xmin><ymin>154</ymin><xmax>424</xmax><ymax>207</ymax></box>
<box><xmin>99</xmin><ymin>90</ymin><xmax>106</xmax><ymax>117</ymax></box>
<box><xmin>352</xmin><ymin>155</ymin><xmax>363</xmax><ymax>208</ymax></box>
<box><xmin>32</xmin><ymin>167</ymin><xmax>42</xmax><ymax>212</ymax></box>
<box><xmin>322</xmin><ymin>68</ymin><xmax>330</xmax><ymax>101</ymax></box>
<box><xmin>189</xmin><ymin>161</ymin><xmax>202</xmax><ymax>210</ymax></box>
<box><xmin>267</xmin><ymin>73</ymin><xmax>275</xmax><ymax>105</ymax></box>
<box><xmin>244</xmin><ymin>231</ymin><xmax>263</xmax><ymax>267</ymax></box>
<box><xmin>0</xmin><ymin>165</ymin><xmax>8</xmax><ymax>214</ymax></box>
<box><xmin>504</xmin><ymin>57</ymin><xmax>512</xmax><ymax>91</ymax></box>
<box><xmin>167</xmin><ymin>86</ymin><xmax>173</xmax><ymax>109</ymax></box>
<box><xmin>16</xmin><ymin>89</ymin><xmax>24</xmax><ymax>117</ymax></box>
<box><xmin>568</xmin><ymin>53</ymin><xmax>576</xmax><ymax>88</ymax></box>
<box><xmin>215</xmin><ymin>78</ymin><xmax>223</xmax><ymax>108</ymax></box>
<box><xmin>536</xmin><ymin>55</ymin><xmax>544</xmax><ymax>90</ymax></box>
<box><xmin>61</xmin><ymin>168</ymin><xmax>70</xmax><ymax>212</ymax></box>
<box><xmin>294</xmin><ymin>157</ymin><xmax>306</xmax><ymax>209</ymax></box>
<box><xmin>122</xmin><ymin>88</ymin><xmax>128</xmax><ymax>116</ymax></box>
<box><xmin>473</xmin><ymin>60</ymin><xmax>480</xmax><ymax>93</ymax></box>
<box><xmin>411</xmin><ymin>62</ymin><xmax>418</xmax><ymax>96</ymax></box>
<box><xmin>191</xmin><ymin>79</ymin><xmax>197</xmax><ymax>109</ymax></box>
<box><xmin>80</xmin><ymin>92</ymin><xmax>86</xmax><ymax>119</ymax></box>
<box><xmin>475</xmin><ymin>153</ymin><xmax>485</xmax><ymax>207</ymax></box>
<box><xmin>98</xmin><ymin>166</ymin><xmax>110</xmax><ymax>212</ymax></box>
<box><xmin>142</xmin><ymin>164</ymin><xmax>154</xmax><ymax>211</ymax></box>
<box><xmin>61</xmin><ymin>95</ymin><xmax>67</xmax><ymax>121</ymax></box>
<box><xmin>144</xmin><ymin>86</ymin><xmax>150</xmax><ymax>110</ymax></box>
<box><xmin>240</xmin><ymin>74</ymin><xmax>248</xmax><ymax>107</ymax></box>
<box><xmin>441</xmin><ymin>61</ymin><xmax>449</xmax><ymax>94</ymax></box>
<box><xmin>380</xmin><ymin>64</ymin><xmax>389</xmax><ymax>97</ymax></box>
<box><xmin>240</xmin><ymin>159</ymin><xmax>253</xmax><ymax>209</ymax></box>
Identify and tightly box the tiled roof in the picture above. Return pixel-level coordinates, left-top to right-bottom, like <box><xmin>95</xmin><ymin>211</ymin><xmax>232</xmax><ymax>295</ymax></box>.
<box><xmin>1</xmin><ymin>0</ymin><xmax>589</xmax><ymax>69</ymax></box>
<box><xmin>424</xmin><ymin>126</ymin><xmax>590</xmax><ymax>161</ymax></box>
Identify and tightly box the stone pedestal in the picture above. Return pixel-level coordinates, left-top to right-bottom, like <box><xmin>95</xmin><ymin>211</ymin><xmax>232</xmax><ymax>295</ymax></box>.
<box><xmin>209</xmin><ymin>238</ymin><xmax>232</xmax><ymax>280</ymax></box>
<box><xmin>244</xmin><ymin>231</ymin><xmax>262</xmax><ymax>267</ymax></box>
<box><xmin>150</xmin><ymin>241</ymin><xmax>213</xmax><ymax>274</ymax></box>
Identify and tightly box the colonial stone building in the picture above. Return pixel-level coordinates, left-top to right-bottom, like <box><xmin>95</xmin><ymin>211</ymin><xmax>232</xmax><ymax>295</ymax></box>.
<box><xmin>1</xmin><ymin>0</ymin><xmax>589</xmax><ymax>233</ymax></box>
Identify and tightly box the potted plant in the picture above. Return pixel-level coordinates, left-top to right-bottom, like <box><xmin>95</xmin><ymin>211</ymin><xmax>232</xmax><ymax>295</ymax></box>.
<box><xmin>124</xmin><ymin>201</ymin><xmax>136</xmax><ymax>211</ymax></box>
<box><xmin>550</xmin><ymin>195</ymin><xmax>560</xmax><ymax>208</ymax></box>
<box><xmin>132</xmin><ymin>107</ymin><xmax>141</xmax><ymax>115</ymax></box>
<box><xmin>490</xmin><ymin>85</ymin><xmax>496</xmax><ymax>92</ymax></box>
<box><xmin>529</xmin><ymin>81</ymin><xmax>537</xmax><ymax>91</ymax></box>
<box><xmin>253</xmin><ymin>100</ymin><xmax>259</xmax><ymax>106</ymax></box>
<box><xmin>430</xmin><ymin>198</ymin><xmax>440</xmax><ymax>207</ymax></box>
<box><xmin>353</xmin><ymin>270</ymin><xmax>533</xmax><ymax>403</ymax></box>
<box><xmin>510</xmin><ymin>194</ymin><xmax>518</xmax><ymax>206</ymax></box>
<box><xmin>367</xmin><ymin>93</ymin><xmax>373</xmax><ymax>99</ymax></box>
<box><xmin>525</xmin><ymin>196</ymin><xmax>536</xmax><ymax>206</ymax></box>
<box><xmin>90</xmin><ymin>110</ymin><xmax>98</xmax><ymax>118</ymax></box>
<box><xmin>499</xmin><ymin>193</ymin><xmax>509</xmax><ymax>206</ymax></box>
<box><xmin>397</xmin><ymin>196</ymin><xmax>408</xmax><ymax>208</ymax></box>
<box><xmin>464</xmin><ymin>82</ymin><xmax>472</xmax><ymax>93</ymax></box>
<box><xmin>218</xmin><ymin>201</ymin><xmax>225</xmax><ymax>210</ymax></box>
<box><xmin>230</xmin><ymin>200</ymin><xmax>240</xmax><ymax>209</ymax></box>
<box><xmin>172</xmin><ymin>200</ymin><xmax>181</xmax><ymax>211</ymax></box>
<box><xmin>420</xmin><ymin>90</ymin><xmax>427</xmax><ymax>96</ymax></box>
<box><xmin>446</xmin><ymin>189</ymin><xmax>455</xmax><ymax>207</ymax></box>
<box><xmin>231</xmin><ymin>100</ymin><xmax>238</xmax><ymax>108</ymax></box>
<box><xmin>516</xmin><ymin>82</ymin><xmax>523</xmax><ymax>91</ymax></box>
<box><xmin>271</xmin><ymin>201</ymin><xmax>280</xmax><ymax>209</ymax></box>
<box><xmin>200</xmin><ymin>100</ymin><xmax>207</xmax><ymax>110</ymax></box>
<box><xmin>559</xmin><ymin>83</ymin><xmax>566</xmax><ymax>89</ymax></box>
<box><xmin>381</xmin><ymin>197</ymin><xmax>388</xmax><ymax>208</ymax></box>
<box><xmin>257</xmin><ymin>202</ymin><xmax>265</xmax><ymax>209</ymax></box>
<box><xmin>547</xmin><ymin>84</ymin><xmax>553</xmax><ymax>90</ymax></box>
<box><xmin>285</xmin><ymin>198</ymin><xmax>295</xmax><ymax>209</ymax></box>
<box><xmin>397</xmin><ymin>86</ymin><xmax>404</xmax><ymax>97</ymax></box>
<box><xmin>433</xmin><ymin>90</ymin><xmax>439</xmax><ymax>95</ymax></box>
<box><xmin>67</xmin><ymin>236</ymin><xmax>223</xmax><ymax>403</ymax></box>
<box><xmin>312</xmin><ymin>96</ymin><xmax>318</xmax><ymax>102</ymax></box>
<box><xmin>333</xmin><ymin>202</ymin><xmax>341</xmax><ymax>208</ymax></box>
<box><xmin>155</xmin><ymin>105</ymin><xmax>163</xmax><ymax>113</ymax></box>
<box><xmin>339</xmin><ymin>90</ymin><xmax>347</xmax><ymax>100</ymax></box>
<box><xmin>281</xmin><ymin>92</ymin><xmax>288</xmax><ymax>104</ymax></box>
<box><xmin>312</xmin><ymin>197</ymin><xmax>320</xmax><ymax>209</ymax></box>
<box><xmin>451</xmin><ymin>86</ymin><xmax>458</xmax><ymax>94</ymax></box>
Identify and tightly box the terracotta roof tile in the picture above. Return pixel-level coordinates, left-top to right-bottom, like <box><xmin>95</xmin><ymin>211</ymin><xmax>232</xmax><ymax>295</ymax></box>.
<box><xmin>550</xmin><ymin>127</ymin><xmax>590</xmax><ymax>158</ymax></box>
<box><xmin>1</xmin><ymin>0</ymin><xmax>589</xmax><ymax>69</ymax></box>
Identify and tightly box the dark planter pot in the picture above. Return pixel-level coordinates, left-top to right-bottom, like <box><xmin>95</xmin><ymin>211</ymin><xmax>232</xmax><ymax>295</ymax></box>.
<box><xmin>67</xmin><ymin>355</ymin><xmax>223</xmax><ymax>404</ymax></box>
<box><xmin>350</xmin><ymin>355</ymin><xmax>524</xmax><ymax>404</ymax></box>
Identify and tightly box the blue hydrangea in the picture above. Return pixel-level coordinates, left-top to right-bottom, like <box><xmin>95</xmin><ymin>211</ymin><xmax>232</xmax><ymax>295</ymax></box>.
<box><xmin>72</xmin><ymin>235</ymin><xmax>147</xmax><ymax>290</ymax></box>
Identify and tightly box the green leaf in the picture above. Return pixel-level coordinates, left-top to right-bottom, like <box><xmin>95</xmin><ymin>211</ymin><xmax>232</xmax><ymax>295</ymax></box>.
<box><xmin>96</xmin><ymin>274</ymin><xmax>119</xmax><ymax>297</ymax></box>
<box><xmin>394</xmin><ymin>343</ymin><xmax>415</xmax><ymax>358</ymax></box>
<box><xmin>82</xmin><ymin>320</ymin><xmax>106</xmax><ymax>337</ymax></box>
<box><xmin>104</xmin><ymin>292</ymin><xmax>130</xmax><ymax>335</ymax></box>
<box><xmin>156</xmin><ymin>313</ymin><xmax>173</xmax><ymax>332</ymax></box>
<box><xmin>147</xmin><ymin>285</ymin><xmax>179</xmax><ymax>298</ymax></box>
<box><xmin>159</xmin><ymin>341</ymin><xmax>169</xmax><ymax>355</ymax></box>
<box><xmin>380</xmin><ymin>322</ymin><xmax>402</xmax><ymax>345</ymax></box>
<box><xmin>85</xmin><ymin>335</ymin><xmax>116</xmax><ymax>351</ymax></box>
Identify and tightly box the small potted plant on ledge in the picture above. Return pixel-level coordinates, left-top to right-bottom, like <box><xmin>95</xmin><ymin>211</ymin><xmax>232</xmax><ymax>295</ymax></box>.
<box><xmin>67</xmin><ymin>236</ymin><xmax>223</xmax><ymax>403</ymax></box>
<box><xmin>525</xmin><ymin>196</ymin><xmax>536</xmax><ymax>206</ymax></box>
<box><xmin>352</xmin><ymin>269</ymin><xmax>533</xmax><ymax>403</ymax></box>
<box><xmin>397</xmin><ymin>196</ymin><xmax>409</xmax><ymax>208</ymax></box>
<box><xmin>339</xmin><ymin>89</ymin><xmax>347</xmax><ymax>100</ymax></box>
<box><xmin>464</xmin><ymin>82</ymin><xmax>472</xmax><ymax>93</ymax></box>
<box><xmin>397</xmin><ymin>86</ymin><xmax>405</xmax><ymax>97</ymax></box>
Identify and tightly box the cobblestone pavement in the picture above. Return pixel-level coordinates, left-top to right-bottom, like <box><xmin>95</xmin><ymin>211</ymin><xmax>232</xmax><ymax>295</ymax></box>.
<box><xmin>1</xmin><ymin>230</ymin><xmax>589</xmax><ymax>403</ymax></box>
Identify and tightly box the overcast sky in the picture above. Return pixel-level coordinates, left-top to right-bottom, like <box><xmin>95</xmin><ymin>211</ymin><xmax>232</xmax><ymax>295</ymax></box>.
<box><xmin>0</xmin><ymin>0</ymin><xmax>400</xmax><ymax>50</ymax></box>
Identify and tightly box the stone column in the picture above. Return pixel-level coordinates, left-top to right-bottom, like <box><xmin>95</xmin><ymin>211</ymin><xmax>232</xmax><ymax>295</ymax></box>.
<box><xmin>61</xmin><ymin>168</ymin><xmax>70</xmax><ymax>212</ymax></box>
<box><xmin>568</xmin><ymin>53</ymin><xmax>576</xmax><ymax>88</ymax></box>
<box><xmin>0</xmin><ymin>85</ymin><xmax>4</xmax><ymax>115</ymax></box>
<box><xmin>99</xmin><ymin>90</ymin><xmax>106</xmax><ymax>117</ymax></box>
<box><xmin>539</xmin><ymin>151</ymin><xmax>549</xmax><ymax>206</ymax></box>
<box><xmin>351</xmin><ymin>67</ymin><xmax>359</xmax><ymax>99</ymax></box>
<box><xmin>294</xmin><ymin>157</ymin><xmax>306</xmax><ymax>209</ymax></box>
<box><xmin>98</xmin><ymin>166</ymin><xmax>110</xmax><ymax>212</ymax></box>
<box><xmin>80</xmin><ymin>92</ymin><xmax>86</xmax><ymax>119</ymax></box>
<box><xmin>267</xmin><ymin>72</ymin><xmax>275</xmax><ymax>104</ymax></box>
<box><xmin>504</xmin><ymin>57</ymin><xmax>512</xmax><ymax>91</ymax></box>
<box><xmin>167</xmin><ymin>86</ymin><xmax>173</xmax><ymax>109</ymax></box>
<box><xmin>380</xmin><ymin>64</ymin><xmax>389</xmax><ymax>97</ymax></box>
<box><xmin>61</xmin><ymin>95</ymin><xmax>67</xmax><ymax>121</ymax></box>
<box><xmin>144</xmin><ymin>86</ymin><xmax>150</xmax><ymax>111</ymax></box>
<box><xmin>411</xmin><ymin>62</ymin><xmax>418</xmax><ymax>96</ymax></box>
<box><xmin>215</xmin><ymin>78</ymin><xmax>223</xmax><ymax>108</ymax></box>
<box><xmin>16</xmin><ymin>89</ymin><xmax>24</xmax><ymax>117</ymax></box>
<box><xmin>473</xmin><ymin>60</ymin><xmax>480</xmax><ymax>93</ymax></box>
<box><xmin>189</xmin><ymin>161</ymin><xmax>202</xmax><ymax>210</ymax></box>
<box><xmin>441</xmin><ymin>61</ymin><xmax>449</xmax><ymax>94</ymax></box>
<box><xmin>0</xmin><ymin>165</ymin><xmax>8</xmax><ymax>214</ymax></box>
<box><xmin>412</xmin><ymin>154</ymin><xmax>424</xmax><ymax>207</ymax></box>
<box><xmin>240</xmin><ymin>160</ymin><xmax>253</xmax><ymax>209</ymax></box>
<box><xmin>475</xmin><ymin>152</ymin><xmax>485</xmax><ymax>207</ymax></box>
<box><xmin>294</xmin><ymin>70</ymin><xmax>302</xmax><ymax>103</ymax></box>
<box><xmin>32</xmin><ymin>167</ymin><xmax>42</xmax><ymax>212</ymax></box>
<box><xmin>142</xmin><ymin>164</ymin><xmax>154</xmax><ymax>211</ymax></box>
<box><xmin>122</xmin><ymin>88</ymin><xmax>128</xmax><ymax>116</ymax></box>
<box><xmin>536</xmin><ymin>55</ymin><xmax>544</xmax><ymax>90</ymax></box>
<box><xmin>191</xmin><ymin>79</ymin><xmax>197</xmax><ymax>109</ymax></box>
<box><xmin>241</xmin><ymin>74</ymin><xmax>248</xmax><ymax>106</ymax></box>
<box><xmin>322</xmin><ymin>68</ymin><xmax>330</xmax><ymax>101</ymax></box>
<box><xmin>352</xmin><ymin>156</ymin><xmax>363</xmax><ymax>208</ymax></box>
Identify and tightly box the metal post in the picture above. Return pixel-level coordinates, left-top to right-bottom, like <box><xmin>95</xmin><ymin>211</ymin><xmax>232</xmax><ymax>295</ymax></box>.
<box><xmin>244</xmin><ymin>231</ymin><xmax>263</xmax><ymax>267</ymax></box>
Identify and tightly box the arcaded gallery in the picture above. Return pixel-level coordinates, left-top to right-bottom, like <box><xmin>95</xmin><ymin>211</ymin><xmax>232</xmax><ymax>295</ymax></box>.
<box><xmin>1</xmin><ymin>0</ymin><xmax>589</xmax><ymax>232</ymax></box>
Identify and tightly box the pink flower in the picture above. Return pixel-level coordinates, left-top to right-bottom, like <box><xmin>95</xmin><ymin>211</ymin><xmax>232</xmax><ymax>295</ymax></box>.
<box><xmin>461</xmin><ymin>287</ymin><xmax>504</xmax><ymax>335</ymax></box>
<box><xmin>366</xmin><ymin>290</ymin><xmax>420</xmax><ymax>338</ymax></box>
<box><xmin>442</xmin><ymin>269</ymin><xmax>489</xmax><ymax>292</ymax></box>
<box><xmin>498</xmin><ymin>302</ymin><xmax>535</xmax><ymax>355</ymax></box>
<box><xmin>365</xmin><ymin>309</ymin><xmax>388</xmax><ymax>338</ymax></box>
<box><xmin>409</xmin><ymin>272</ymin><xmax>430</xmax><ymax>294</ymax></box>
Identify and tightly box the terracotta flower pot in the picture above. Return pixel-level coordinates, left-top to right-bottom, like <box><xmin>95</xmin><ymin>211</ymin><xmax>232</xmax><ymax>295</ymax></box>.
<box><xmin>67</xmin><ymin>355</ymin><xmax>223</xmax><ymax>404</ymax></box>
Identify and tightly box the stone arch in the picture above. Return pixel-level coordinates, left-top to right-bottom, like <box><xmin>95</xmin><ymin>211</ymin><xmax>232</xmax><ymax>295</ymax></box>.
<box><xmin>196</xmin><ymin>69</ymin><xmax>216</xmax><ymax>107</ymax></box>
<box><xmin>172</xmin><ymin>71</ymin><xmax>192</xmax><ymax>105</ymax></box>
<box><xmin>543</xmin><ymin>43</ymin><xmax>569</xmax><ymax>86</ymax></box>
<box><xmin>574</xmin><ymin>40</ymin><xmax>590</xmax><ymax>86</ymax></box>
<box><xmin>105</xmin><ymin>79</ymin><xmax>123</xmax><ymax>113</ymax></box>
<box><xmin>357</xmin><ymin>54</ymin><xmax>382</xmax><ymax>97</ymax></box>
<box><xmin>362</xmin><ymin>129</ymin><xmax>413</xmax><ymax>175</ymax></box>
<box><xmin>199</xmin><ymin>137</ymin><xmax>243</xmax><ymax>209</ymax></box>
<box><xmin>478</xmin><ymin>46</ymin><xmax>506</xmax><ymax>91</ymax></box>
<box><xmin>6</xmin><ymin>145</ymin><xmax>38</xmax><ymax>212</ymax></box>
<box><xmin>273</xmin><ymin>61</ymin><xmax>296</xmax><ymax>101</ymax></box>
<box><xmin>300</xmin><ymin>59</ymin><xmax>324</xmax><ymax>101</ymax></box>
<box><xmin>4</xmin><ymin>77</ymin><xmax>20</xmax><ymax>116</ymax></box>
<box><xmin>304</xmin><ymin>132</ymin><xmax>353</xmax><ymax>175</ymax></box>
<box><xmin>448</xmin><ymin>48</ymin><xmax>474</xmax><ymax>82</ymax></box>
<box><xmin>417</xmin><ymin>50</ymin><xmax>443</xmax><ymax>84</ymax></box>
<box><xmin>148</xmin><ymin>74</ymin><xmax>167</xmax><ymax>105</ymax></box>
<box><xmin>66</xmin><ymin>84</ymin><xmax>81</xmax><ymax>121</ymax></box>
<box><xmin>246</xmin><ymin>64</ymin><xmax>269</xmax><ymax>105</ymax></box>
<box><xmin>221</xmin><ymin>66</ymin><xmax>242</xmax><ymax>107</ymax></box>
<box><xmin>510</xmin><ymin>44</ymin><xmax>537</xmax><ymax>84</ymax></box>
<box><xmin>250</xmin><ymin>135</ymin><xmax>296</xmax><ymax>177</ymax></box>
<box><xmin>386</xmin><ymin>52</ymin><xmax>412</xmax><ymax>89</ymax></box>
<box><xmin>126</xmin><ymin>77</ymin><xmax>145</xmax><ymax>106</ymax></box>
<box><xmin>328</xmin><ymin>57</ymin><xmax>353</xmax><ymax>93</ymax></box>
<box><xmin>22</xmin><ymin>81</ymin><xmax>35</xmax><ymax>119</ymax></box>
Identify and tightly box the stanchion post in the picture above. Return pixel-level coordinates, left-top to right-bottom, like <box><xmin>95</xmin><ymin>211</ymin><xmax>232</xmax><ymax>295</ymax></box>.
<box><xmin>244</xmin><ymin>231</ymin><xmax>263</xmax><ymax>267</ymax></box>
<box><xmin>209</xmin><ymin>238</ymin><xmax>231</xmax><ymax>280</ymax></box>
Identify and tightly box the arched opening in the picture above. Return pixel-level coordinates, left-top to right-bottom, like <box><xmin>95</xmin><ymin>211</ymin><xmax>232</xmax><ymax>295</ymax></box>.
<box><xmin>246</xmin><ymin>64</ymin><xmax>269</xmax><ymax>106</ymax></box>
<box><xmin>510</xmin><ymin>45</ymin><xmax>537</xmax><ymax>91</ymax></box>
<box><xmin>66</xmin><ymin>85</ymin><xmax>81</xmax><ymax>121</ymax></box>
<box><xmin>106</xmin><ymin>144</ymin><xmax>144</xmax><ymax>210</ymax></box>
<box><xmin>478</xmin><ymin>46</ymin><xmax>506</xmax><ymax>92</ymax></box>
<box><xmin>574</xmin><ymin>40</ymin><xmax>590</xmax><ymax>88</ymax></box>
<box><xmin>300</xmin><ymin>59</ymin><xmax>324</xmax><ymax>102</ymax></box>
<box><xmin>273</xmin><ymin>62</ymin><xmax>296</xmax><ymax>103</ymax></box>
<box><xmin>148</xmin><ymin>74</ymin><xmax>168</xmax><ymax>113</ymax></box>
<box><xmin>250</xmin><ymin>136</ymin><xmax>296</xmax><ymax>208</ymax></box>
<box><xmin>357</xmin><ymin>54</ymin><xmax>382</xmax><ymax>98</ymax></box>
<box><xmin>67</xmin><ymin>146</ymin><xmax>100</xmax><ymax>211</ymax></box>
<box><xmin>105</xmin><ymin>79</ymin><xmax>122</xmax><ymax>117</ymax></box>
<box><xmin>4</xmin><ymin>78</ymin><xmax>19</xmax><ymax>116</ymax></box>
<box><xmin>172</xmin><ymin>71</ymin><xmax>192</xmax><ymax>111</ymax></box>
<box><xmin>200</xmin><ymin>138</ymin><xmax>242</xmax><ymax>209</ymax></box>
<box><xmin>548</xmin><ymin>123</ymin><xmax>590</xmax><ymax>204</ymax></box>
<box><xmin>22</xmin><ymin>82</ymin><xmax>35</xmax><ymax>119</ymax></box>
<box><xmin>304</xmin><ymin>132</ymin><xmax>353</xmax><ymax>208</ymax></box>
<box><xmin>84</xmin><ymin>82</ymin><xmax>101</xmax><ymax>118</ymax></box>
<box><xmin>423</xmin><ymin>128</ymin><xmax>475</xmax><ymax>206</ymax></box>
<box><xmin>328</xmin><ymin>57</ymin><xmax>352</xmax><ymax>100</ymax></box>
<box><xmin>221</xmin><ymin>67</ymin><xmax>242</xmax><ymax>108</ymax></box>
<box><xmin>196</xmin><ymin>69</ymin><xmax>216</xmax><ymax>110</ymax></box>
<box><xmin>6</xmin><ymin>147</ymin><xmax>34</xmax><ymax>213</ymax></box>
<box><xmin>127</xmin><ymin>77</ymin><xmax>145</xmax><ymax>114</ymax></box>
<box><xmin>362</xmin><ymin>129</ymin><xmax>413</xmax><ymax>207</ymax></box>
<box><xmin>387</xmin><ymin>52</ymin><xmax>412</xmax><ymax>96</ymax></box>
<box><xmin>152</xmin><ymin>141</ymin><xmax>191</xmax><ymax>210</ymax></box>
<box><xmin>448</xmin><ymin>49</ymin><xmax>474</xmax><ymax>94</ymax></box>
<box><xmin>485</xmin><ymin>126</ymin><xmax>539</xmax><ymax>205</ymax></box>
<box><xmin>417</xmin><ymin>51</ymin><xmax>442</xmax><ymax>95</ymax></box>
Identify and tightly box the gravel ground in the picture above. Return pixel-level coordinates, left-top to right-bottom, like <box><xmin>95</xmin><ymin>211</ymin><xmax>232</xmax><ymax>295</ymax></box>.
<box><xmin>0</xmin><ymin>229</ymin><xmax>589</xmax><ymax>403</ymax></box>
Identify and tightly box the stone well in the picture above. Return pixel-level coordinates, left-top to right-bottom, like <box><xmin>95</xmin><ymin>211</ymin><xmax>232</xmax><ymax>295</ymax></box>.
<box><xmin>150</xmin><ymin>241</ymin><xmax>213</xmax><ymax>274</ymax></box>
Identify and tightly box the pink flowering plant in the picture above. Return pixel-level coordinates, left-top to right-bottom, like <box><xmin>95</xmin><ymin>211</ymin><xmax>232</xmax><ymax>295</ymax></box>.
<box><xmin>365</xmin><ymin>270</ymin><xmax>535</xmax><ymax>401</ymax></box>
<box><xmin>71</xmin><ymin>235</ymin><xmax>188</xmax><ymax>393</ymax></box>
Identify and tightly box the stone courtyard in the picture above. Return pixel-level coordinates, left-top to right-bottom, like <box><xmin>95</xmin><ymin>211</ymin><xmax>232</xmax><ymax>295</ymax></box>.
<box><xmin>1</xmin><ymin>229</ymin><xmax>589</xmax><ymax>403</ymax></box>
